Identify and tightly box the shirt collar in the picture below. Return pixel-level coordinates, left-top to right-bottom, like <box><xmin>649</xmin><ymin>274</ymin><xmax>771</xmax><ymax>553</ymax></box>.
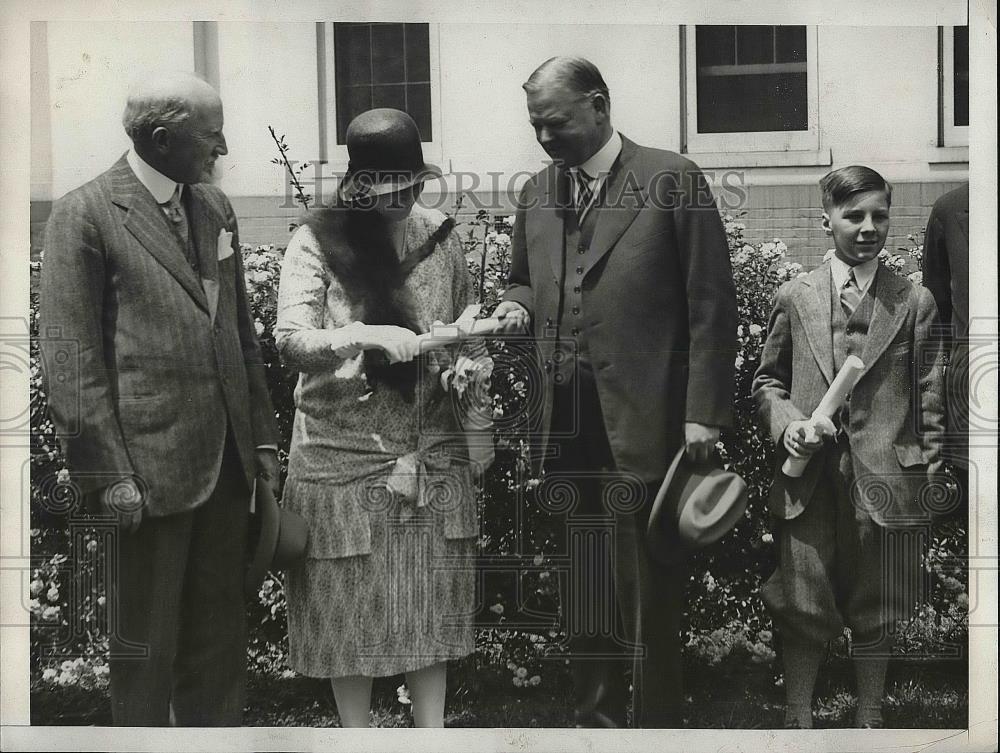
<box><xmin>574</xmin><ymin>131</ymin><xmax>623</xmax><ymax>183</ymax></box>
<box><xmin>830</xmin><ymin>253</ymin><xmax>879</xmax><ymax>294</ymax></box>
<box><xmin>127</xmin><ymin>149</ymin><xmax>181</xmax><ymax>204</ymax></box>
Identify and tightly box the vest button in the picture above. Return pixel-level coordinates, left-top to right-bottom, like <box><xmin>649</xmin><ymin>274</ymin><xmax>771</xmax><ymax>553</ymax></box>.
<box><xmin>573</xmin><ymin>285</ymin><xmax>581</xmax><ymax>293</ymax></box>
<box><xmin>577</xmin><ymin>246</ymin><xmax>586</xmax><ymax>255</ymax></box>
<box><xmin>572</xmin><ymin>307</ymin><xmax>580</xmax><ymax>315</ymax></box>
<box><xmin>554</xmin><ymin>373</ymin><xmax>564</xmax><ymax>384</ymax></box>
<box><xmin>571</xmin><ymin>327</ymin><xmax>580</xmax><ymax>336</ymax></box>
<box><xmin>575</xmin><ymin>266</ymin><xmax>583</xmax><ymax>275</ymax></box>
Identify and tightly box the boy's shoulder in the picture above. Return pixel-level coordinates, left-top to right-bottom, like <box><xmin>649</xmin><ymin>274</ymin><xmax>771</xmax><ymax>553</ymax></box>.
<box><xmin>774</xmin><ymin>261</ymin><xmax>829</xmax><ymax>303</ymax></box>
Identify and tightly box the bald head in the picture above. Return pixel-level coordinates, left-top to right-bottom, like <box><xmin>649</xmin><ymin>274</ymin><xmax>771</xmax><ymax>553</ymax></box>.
<box><xmin>122</xmin><ymin>71</ymin><xmax>219</xmax><ymax>146</ymax></box>
<box><xmin>123</xmin><ymin>71</ymin><xmax>227</xmax><ymax>184</ymax></box>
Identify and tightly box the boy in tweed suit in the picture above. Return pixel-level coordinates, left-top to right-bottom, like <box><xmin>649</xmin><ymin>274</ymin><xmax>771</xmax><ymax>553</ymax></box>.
<box><xmin>752</xmin><ymin>166</ymin><xmax>945</xmax><ymax>728</ymax></box>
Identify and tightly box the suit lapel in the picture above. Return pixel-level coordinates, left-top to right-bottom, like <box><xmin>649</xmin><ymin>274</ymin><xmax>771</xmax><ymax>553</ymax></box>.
<box><xmin>109</xmin><ymin>156</ymin><xmax>210</xmax><ymax>314</ymax></box>
<box><xmin>796</xmin><ymin>264</ymin><xmax>836</xmax><ymax>385</ymax></box>
<box><xmin>858</xmin><ymin>264</ymin><xmax>910</xmax><ymax>380</ymax></box>
<box><xmin>528</xmin><ymin>166</ymin><xmax>570</xmax><ymax>281</ymax></box>
<box><xmin>583</xmin><ymin>137</ymin><xmax>647</xmax><ymax>276</ymax></box>
<box><xmin>187</xmin><ymin>184</ymin><xmax>222</xmax><ymax>323</ymax></box>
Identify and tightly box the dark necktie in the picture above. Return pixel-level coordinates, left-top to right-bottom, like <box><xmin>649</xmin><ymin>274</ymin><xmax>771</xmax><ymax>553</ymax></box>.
<box><xmin>574</xmin><ymin>168</ymin><xmax>594</xmax><ymax>223</ymax></box>
<box><xmin>162</xmin><ymin>186</ymin><xmax>196</xmax><ymax>269</ymax></box>
<box><xmin>840</xmin><ymin>269</ymin><xmax>863</xmax><ymax>317</ymax></box>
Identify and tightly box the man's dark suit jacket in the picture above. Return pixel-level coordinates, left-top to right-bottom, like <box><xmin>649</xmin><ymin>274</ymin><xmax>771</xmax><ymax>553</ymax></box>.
<box><xmin>504</xmin><ymin>136</ymin><xmax>738</xmax><ymax>481</ymax></box>
<box><xmin>922</xmin><ymin>183</ymin><xmax>969</xmax><ymax>468</ymax></box>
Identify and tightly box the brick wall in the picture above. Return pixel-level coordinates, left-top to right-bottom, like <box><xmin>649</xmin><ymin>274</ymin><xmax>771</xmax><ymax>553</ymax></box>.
<box><xmin>29</xmin><ymin>181</ymin><xmax>965</xmax><ymax>272</ymax></box>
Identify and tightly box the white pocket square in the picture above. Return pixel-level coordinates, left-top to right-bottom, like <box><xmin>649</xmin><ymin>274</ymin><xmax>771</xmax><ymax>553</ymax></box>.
<box><xmin>217</xmin><ymin>229</ymin><xmax>234</xmax><ymax>261</ymax></box>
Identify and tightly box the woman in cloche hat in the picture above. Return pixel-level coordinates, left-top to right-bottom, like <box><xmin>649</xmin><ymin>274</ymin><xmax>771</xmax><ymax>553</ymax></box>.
<box><xmin>275</xmin><ymin>109</ymin><xmax>485</xmax><ymax>727</ymax></box>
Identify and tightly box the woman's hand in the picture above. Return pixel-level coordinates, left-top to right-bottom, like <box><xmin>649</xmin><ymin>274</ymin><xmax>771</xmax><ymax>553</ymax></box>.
<box><xmin>360</xmin><ymin>325</ymin><xmax>420</xmax><ymax>363</ymax></box>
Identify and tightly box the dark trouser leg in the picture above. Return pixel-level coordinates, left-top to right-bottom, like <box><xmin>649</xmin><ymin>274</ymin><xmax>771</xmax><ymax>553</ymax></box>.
<box><xmin>549</xmin><ymin>366</ymin><xmax>628</xmax><ymax>728</ymax></box>
<box><xmin>107</xmin><ymin>435</ymin><xmax>249</xmax><ymax>727</ymax></box>
<box><xmin>108</xmin><ymin>503</ymin><xmax>194</xmax><ymax>725</ymax></box>
<box><xmin>612</xmin><ymin>483</ymin><xmax>686</xmax><ymax>728</ymax></box>
<box><xmin>171</xmin><ymin>440</ymin><xmax>250</xmax><ymax>726</ymax></box>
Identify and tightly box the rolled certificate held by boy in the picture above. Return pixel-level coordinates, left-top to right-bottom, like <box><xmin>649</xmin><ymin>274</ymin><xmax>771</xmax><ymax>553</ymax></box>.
<box><xmin>782</xmin><ymin>354</ymin><xmax>866</xmax><ymax>478</ymax></box>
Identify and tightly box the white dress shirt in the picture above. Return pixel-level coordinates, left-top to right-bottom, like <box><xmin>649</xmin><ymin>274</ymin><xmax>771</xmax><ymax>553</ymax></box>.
<box><xmin>830</xmin><ymin>254</ymin><xmax>878</xmax><ymax>295</ymax></box>
<box><xmin>570</xmin><ymin>130</ymin><xmax>623</xmax><ymax>207</ymax></box>
<box><xmin>127</xmin><ymin>149</ymin><xmax>181</xmax><ymax>205</ymax></box>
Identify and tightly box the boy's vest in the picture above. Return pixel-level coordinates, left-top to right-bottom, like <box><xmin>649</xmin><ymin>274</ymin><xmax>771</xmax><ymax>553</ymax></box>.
<box><xmin>831</xmin><ymin>276</ymin><xmax>876</xmax><ymax>426</ymax></box>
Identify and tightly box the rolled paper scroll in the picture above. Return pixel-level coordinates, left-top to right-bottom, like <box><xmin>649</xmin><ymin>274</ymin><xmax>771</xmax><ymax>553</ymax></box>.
<box><xmin>782</xmin><ymin>355</ymin><xmax>865</xmax><ymax>478</ymax></box>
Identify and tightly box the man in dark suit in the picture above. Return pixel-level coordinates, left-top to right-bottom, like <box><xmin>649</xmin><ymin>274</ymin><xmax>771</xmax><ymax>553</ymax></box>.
<box><xmin>922</xmin><ymin>184</ymin><xmax>970</xmax><ymax>503</ymax></box>
<box><xmin>40</xmin><ymin>71</ymin><xmax>279</xmax><ymax>726</ymax></box>
<box><xmin>494</xmin><ymin>56</ymin><xmax>738</xmax><ymax>727</ymax></box>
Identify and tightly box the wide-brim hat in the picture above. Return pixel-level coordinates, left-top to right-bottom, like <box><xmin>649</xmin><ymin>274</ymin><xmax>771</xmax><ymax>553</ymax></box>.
<box><xmin>245</xmin><ymin>481</ymin><xmax>309</xmax><ymax>599</ymax></box>
<box><xmin>646</xmin><ymin>447</ymin><xmax>748</xmax><ymax>566</ymax></box>
<box><xmin>337</xmin><ymin>108</ymin><xmax>442</xmax><ymax>203</ymax></box>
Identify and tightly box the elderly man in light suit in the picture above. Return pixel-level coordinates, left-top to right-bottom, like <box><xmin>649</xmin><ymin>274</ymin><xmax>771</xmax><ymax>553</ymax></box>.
<box><xmin>494</xmin><ymin>57</ymin><xmax>738</xmax><ymax>728</ymax></box>
<box><xmin>40</xmin><ymin>71</ymin><xmax>279</xmax><ymax>726</ymax></box>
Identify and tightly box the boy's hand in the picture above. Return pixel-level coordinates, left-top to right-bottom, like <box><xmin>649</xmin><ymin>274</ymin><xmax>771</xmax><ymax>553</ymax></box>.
<box><xmin>783</xmin><ymin>418</ymin><xmax>830</xmax><ymax>458</ymax></box>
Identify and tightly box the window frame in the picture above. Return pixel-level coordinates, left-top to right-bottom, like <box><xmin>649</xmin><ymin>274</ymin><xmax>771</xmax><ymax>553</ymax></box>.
<box><xmin>320</xmin><ymin>21</ymin><xmax>443</xmax><ymax>170</ymax></box>
<box><xmin>682</xmin><ymin>24</ymin><xmax>820</xmax><ymax>154</ymax></box>
<box><xmin>940</xmin><ymin>25</ymin><xmax>969</xmax><ymax>148</ymax></box>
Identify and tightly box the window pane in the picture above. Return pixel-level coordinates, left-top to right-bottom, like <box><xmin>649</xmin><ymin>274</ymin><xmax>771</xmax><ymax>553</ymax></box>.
<box><xmin>697</xmin><ymin>72</ymin><xmax>808</xmax><ymax>133</ymax></box>
<box><xmin>953</xmin><ymin>25</ymin><xmax>969</xmax><ymax>127</ymax></box>
<box><xmin>372</xmin><ymin>83</ymin><xmax>406</xmax><ymax>111</ymax></box>
<box><xmin>695</xmin><ymin>24</ymin><xmax>809</xmax><ymax>134</ymax></box>
<box><xmin>735</xmin><ymin>26</ymin><xmax>774</xmax><ymax>65</ymax></box>
<box><xmin>335</xmin><ymin>86</ymin><xmax>373</xmax><ymax>144</ymax></box>
<box><xmin>371</xmin><ymin>23</ymin><xmax>405</xmax><ymax>84</ymax></box>
<box><xmin>405</xmin><ymin>23</ymin><xmax>430</xmax><ymax>81</ymax></box>
<box><xmin>334</xmin><ymin>23</ymin><xmax>371</xmax><ymax>86</ymax></box>
<box><xmin>775</xmin><ymin>25</ymin><xmax>807</xmax><ymax>63</ymax></box>
<box><xmin>406</xmin><ymin>83</ymin><xmax>433</xmax><ymax>141</ymax></box>
<box><xmin>696</xmin><ymin>25</ymin><xmax>736</xmax><ymax>66</ymax></box>
<box><xmin>334</xmin><ymin>22</ymin><xmax>433</xmax><ymax>144</ymax></box>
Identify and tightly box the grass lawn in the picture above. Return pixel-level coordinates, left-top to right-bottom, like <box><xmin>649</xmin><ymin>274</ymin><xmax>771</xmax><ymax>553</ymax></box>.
<box><xmin>31</xmin><ymin>654</ymin><xmax>968</xmax><ymax>729</ymax></box>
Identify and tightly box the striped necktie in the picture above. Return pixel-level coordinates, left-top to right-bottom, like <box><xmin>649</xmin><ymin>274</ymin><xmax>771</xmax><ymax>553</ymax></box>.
<box><xmin>573</xmin><ymin>169</ymin><xmax>594</xmax><ymax>222</ymax></box>
<box><xmin>162</xmin><ymin>186</ymin><xmax>196</xmax><ymax>268</ymax></box>
<box><xmin>162</xmin><ymin>187</ymin><xmax>189</xmax><ymax>245</ymax></box>
<box><xmin>840</xmin><ymin>269</ymin><xmax>863</xmax><ymax>317</ymax></box>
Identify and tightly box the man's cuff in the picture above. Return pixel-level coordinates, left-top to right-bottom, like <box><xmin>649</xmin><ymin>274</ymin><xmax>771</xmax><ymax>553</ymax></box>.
<box><xmin>255</xmin><ymin>444</ymin><xmax>279</xmax><ymax>452</ymax></box>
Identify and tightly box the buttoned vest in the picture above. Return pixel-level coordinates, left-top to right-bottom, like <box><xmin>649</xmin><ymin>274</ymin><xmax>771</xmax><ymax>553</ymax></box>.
<box><xmin>831</xmin><ymin>276</ymin><xmax>876</xmax><ymax>427</ymax></box>
<box><xmin>552</xmin><ymin>194</ymin><xmax>603</xmax><ymax>385</ymax></box>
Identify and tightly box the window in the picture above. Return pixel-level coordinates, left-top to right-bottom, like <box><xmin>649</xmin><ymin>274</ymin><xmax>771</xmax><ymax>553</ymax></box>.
<box><xmin>333</xmin><ymin>23</ymin><xmax>432</xmax><ymax>143</ymax></box>
<box><xmin>321</xmin><ymin>22</ymin><xmax>441</xmax><ymax>167</ymax></box>
<box><xmin>683</xmin><ymin>25</ymin><xmax>819</xmax><ymax>153</ymax></box>
<box><xmin>941</xmin><ymin>25</ymin><xmax>969</xmax><ymax>147</ymax></box>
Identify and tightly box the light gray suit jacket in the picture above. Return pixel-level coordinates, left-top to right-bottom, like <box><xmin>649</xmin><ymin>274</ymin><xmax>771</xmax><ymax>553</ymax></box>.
<box><xmin>40</xmin><ymin>155</ymin><xmax>278</xmax><ymax>517</ymax></box>
<box><xmin>752</xmin><ymin>262</ymin><xmax>945</xmax><ymax>526</ymax></box>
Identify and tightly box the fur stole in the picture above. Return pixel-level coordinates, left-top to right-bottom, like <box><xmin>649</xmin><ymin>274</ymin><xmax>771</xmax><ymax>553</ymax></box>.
<box><xmin>304</xmin><ymin>205</ymin><xmax>456</xmax><ymax>399</ymax></box>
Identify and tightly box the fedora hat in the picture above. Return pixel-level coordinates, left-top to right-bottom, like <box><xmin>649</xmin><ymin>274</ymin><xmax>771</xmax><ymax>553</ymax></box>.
<box><xmin>338</xmin><ymin>108</ymin><xmax>442</xmax><ymax>203</ymax></box>
<box><xmin>245</xmin><ymin>481</ymin><xmax>309</xmax><ymax>599</ymax></box>
<box><xmin>646</xmin><ymin>447</ymin><xmax>748</xmax><ymax>566</ymax></box>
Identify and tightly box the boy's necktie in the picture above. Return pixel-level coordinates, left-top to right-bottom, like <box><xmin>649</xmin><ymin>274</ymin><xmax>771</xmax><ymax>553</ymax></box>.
<box><xmin>840</xmin><ymin>269</ymin><xmax>863</xmax><ymax>317</ymax></box>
